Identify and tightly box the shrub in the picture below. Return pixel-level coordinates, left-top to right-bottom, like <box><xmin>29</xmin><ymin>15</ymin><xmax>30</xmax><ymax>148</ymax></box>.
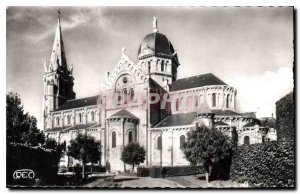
<box><xmin>139</xmin><ymin>165</ymin><xmax>206</xmax><ymax>178</ymax></box>
<box><xmin>137</xmin><ymin>167</ymin><xmax>150</xmax><ymax>177</ymax></box>
<box><xmin>230</xmin><ymin>141</ymin><xmax>294</xmax><ymax>188</ymax></box>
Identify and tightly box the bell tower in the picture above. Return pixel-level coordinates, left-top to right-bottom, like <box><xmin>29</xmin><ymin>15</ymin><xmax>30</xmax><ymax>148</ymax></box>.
<box><xmin>42</xmin><ymin>11</ymin><xmax>76</xmax><ymax>129</ymax></box>
<box><xmin>137</xmin><ymin>17</ymin><xmax>180</xmax><ymax>91</ymax></box>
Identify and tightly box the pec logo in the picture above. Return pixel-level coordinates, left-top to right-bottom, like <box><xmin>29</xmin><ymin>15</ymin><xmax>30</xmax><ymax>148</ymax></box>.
<box><xmin>13</xmin><ymin>169</ymin><xmax>35</xmax><ymax>180</ymax></box>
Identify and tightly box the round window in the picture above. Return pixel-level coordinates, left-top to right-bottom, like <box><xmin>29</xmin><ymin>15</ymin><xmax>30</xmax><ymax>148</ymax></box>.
<box><xmin>123</xmin><ymin>77</ymin><xmax>128</xmax><ymax>84</ymax></box>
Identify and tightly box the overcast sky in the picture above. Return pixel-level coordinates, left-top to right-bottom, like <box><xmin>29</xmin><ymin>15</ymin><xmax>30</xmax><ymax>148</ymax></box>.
<box><xmin>6</xmin><ymin>6</ymin><xmax>293</xmax><ymax>129</ymax></box>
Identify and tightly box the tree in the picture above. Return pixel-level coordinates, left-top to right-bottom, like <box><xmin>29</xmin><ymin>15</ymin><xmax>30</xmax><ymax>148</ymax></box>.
<box><xmin>184</xmin><ymin>125</ymin><xmax>234</xmax><ymax>180</ymax></box>
<box><xmin>67</xmin><ymin>134</ymin><xmax>101</xmax><ymax>178</ymax></box>
<box><xmin>6</xmin><ymin>92</ymin><xmax>45</xmax><ymax>146</ymax></box>
<box><xmin>121</xmin><ymin>143</ymin><xmax>146</xmax><ymax>172</ymax></box>
<box><xmin>43</xmin><ymin>138</ymin><xmax>64</xmax><ymax>157</ymax></box>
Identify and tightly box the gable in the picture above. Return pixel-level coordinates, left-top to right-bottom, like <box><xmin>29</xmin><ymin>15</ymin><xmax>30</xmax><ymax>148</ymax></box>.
<box><xmin>103</xmin><ymin>54</ymin><xmax>148</xmax><ymax>90</ymax></box>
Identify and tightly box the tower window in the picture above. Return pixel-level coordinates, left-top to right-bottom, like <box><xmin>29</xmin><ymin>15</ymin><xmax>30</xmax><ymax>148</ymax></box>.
<box><xmin>180</xmin><ymin>135</ymin><xmax>186</xmax><ymax>149</ymax></box>
<box><xmin>157</xmin><ymin>136</ymin><xmax>162</xmax><ymax>150</ymax></box>
<box><xmin>161</xmin><ymin>60</ymin><xmax>165</xmax><ymax>71</ymax></box>
<box><xmin>112</xmin><ymin>131</ymin><xmax>116</xmax><ymax>148</ymax></box>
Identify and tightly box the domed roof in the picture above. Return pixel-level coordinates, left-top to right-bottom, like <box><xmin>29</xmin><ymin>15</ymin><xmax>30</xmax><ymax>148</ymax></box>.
<box><xmin>137</xmin><ymin>32</ymin><xmax>175</xmax><ymax>58</ymax></box>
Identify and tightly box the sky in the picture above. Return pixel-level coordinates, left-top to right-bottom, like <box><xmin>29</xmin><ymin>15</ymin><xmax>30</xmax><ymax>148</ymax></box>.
<box><xmin>6</xmin><ymin>6</ymin><xmax>294</xmax><ymax>129</ymax></box>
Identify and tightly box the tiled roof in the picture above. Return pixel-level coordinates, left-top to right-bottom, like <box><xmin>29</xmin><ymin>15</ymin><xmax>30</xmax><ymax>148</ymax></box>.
<box><xmin>243</xmin><ymin>122</ymin><xmax>258</xmax><ymax>128</ymax></box>
<box><xmin>155</xmin><ymin>112</ymin><xmax>196</xmax><ymax>128</ymax></box>
<box><xmin>110</xmin><ymin>109</ymin><xmax>138</xmax><ymax>119</ymax></box>
<box><xmin>170</xmin><ymin>73</ymin><xmax>227</xmax><ymax>92</ymax></box>
<box><xmin>44</xmin><ymin>126</ymin><xmax>71</xmax><ymax>132</ymax></box>
<box><xmin>214</xmin><ymin>121</ymin><xmax>229</xmax><ymax>126</ymax></box>
<box><xmin>45</xmin><ymin>123</ymin><xmax>99</xmax><ymax>132</ymax></box>
<box><xmin>240</xmin><ymin>112</ymin><xmax>256</xmax><ymax>118</ymax></box>
<box><xmin>212</xmin><ymin>109</ymin><xmax>240</xmax><ymax>116</ymax></box>
<box><xmin>196</xmin><ymin>101</ymin><xmax>212</xmax><ymax>115</ymax></box>
<box><xmin>55</xmin><ymin>95</ymin><xmax>100</xmax><ymax>111</ymax></box>
<box><xmin>68</xmin><ymin>123</ymin><xmax>97</xmax><ymax>131</ymax></box>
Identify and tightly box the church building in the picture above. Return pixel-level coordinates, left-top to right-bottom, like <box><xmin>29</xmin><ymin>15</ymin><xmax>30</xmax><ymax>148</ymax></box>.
<box><xmin>44</xmin><ymin>14</ymin><xmax>277</xmax><ymax>171</ymax></box>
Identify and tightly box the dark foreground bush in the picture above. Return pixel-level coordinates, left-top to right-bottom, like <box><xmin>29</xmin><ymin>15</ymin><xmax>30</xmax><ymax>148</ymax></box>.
<box><xmin>7</xmin><ymin>143</ymin><xmax>61</xmax><ymax>186</ymax></box>
<box><xmin>230</xmin><ymin>141</ymin><xmax>294</xmax><ymax>188</ymax></box>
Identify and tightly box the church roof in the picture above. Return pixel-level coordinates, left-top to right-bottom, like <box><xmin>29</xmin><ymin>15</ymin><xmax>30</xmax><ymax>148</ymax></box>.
<box><xmin>214</xmin><ymin>121</ymin><xmax>229</xmax><ymax>126</ymax></box>
<box><xmin>155</xmin><ymin>112</ymin><xmax>196</xmax><ymax>128</ymax></box>
<box><xmin>67</xmin><ymin>123</ymin><xmax>97</xmax><ymax>131</ymax></box>
<box><xmin>44</xmin><ymin>126</ymin><xmax>71</xmax><ymax>132</ymax></box>
<box><xmin>138</xmin><ymin>32</ymin><xmax>174</xmax><ymax>58</ymax></box>
<box><xmin>243</xmin><ymin>122</ymin><xmax>258</xmax><ymax>128</ymax></box>
<box><xmin>54</xmin><ymin>95</ymin><xmax>99</xmax><ymax>111</ymax></box>
<box><xmin>196</xmin><ymin>101</ymin><xmax>212</xmax><ymax>115</ymax></box>
<box><xmin>170</xmin><ymin>73</ymin><xmax>227</xmax><ymax>92</ymax></box>
<box><xmin>212</xmin><ymin>109</ymin><xmax>240</xmax><ymax>116</ymax></box>
<box><xmin>109</xmin><ymin>109</ymin><xmax>139</xmax><ymax>119</ymax></box>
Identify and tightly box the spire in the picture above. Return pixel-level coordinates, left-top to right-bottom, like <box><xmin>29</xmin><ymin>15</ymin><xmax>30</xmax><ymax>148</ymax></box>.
<box><xmin>49</xmin><ymin>10</ymin><xmax>67</xmax><ymax>71</ymax></box>
<box><xmin>153</xmin><ymin>17</ymin><xmax>158</xmax><ymax>33</ymax></box>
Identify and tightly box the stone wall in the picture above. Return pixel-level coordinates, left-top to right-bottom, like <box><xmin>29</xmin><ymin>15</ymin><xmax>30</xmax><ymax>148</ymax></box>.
<box><xmin>276</xmin><ymin>91</ymin><xmax>294</xmax><ymax>142</ymax></box>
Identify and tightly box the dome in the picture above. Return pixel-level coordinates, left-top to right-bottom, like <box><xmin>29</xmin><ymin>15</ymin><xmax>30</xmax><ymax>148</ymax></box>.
<box><xmin>137</xmin><ymin>32</ymin><xmax>175</xmax><ymax>58</ymax></box>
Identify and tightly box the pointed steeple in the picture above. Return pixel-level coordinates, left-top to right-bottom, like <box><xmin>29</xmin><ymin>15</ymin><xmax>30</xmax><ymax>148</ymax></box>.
<box><xmin>49</xmin><ymin>10</ymin><xmax>67</xmax><ymax>71</ymax></box>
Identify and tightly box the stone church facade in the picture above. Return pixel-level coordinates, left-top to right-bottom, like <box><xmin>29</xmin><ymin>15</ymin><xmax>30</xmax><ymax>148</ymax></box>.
<box><xmin>44</xmin><ymin>15</ymin><xmax>277</xmax><ymax>171</ymax></box>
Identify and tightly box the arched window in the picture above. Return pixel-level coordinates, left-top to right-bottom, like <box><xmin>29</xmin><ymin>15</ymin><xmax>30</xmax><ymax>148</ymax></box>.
<box><xmin>194</xmin><ymin>96</ymin><xmax>198</xmax><ymax>109</ymax></box>
<box><xmin>56</xmin><ymin>117</ymin><xmax>60</xmax><ymax>126</ymax></box>
<box><xmin>176</xmin><ymin>98</ymin><xmax>180</xmax><ymax>111</ymax></box>
<box><xmin>129</xmin><ymin>89</ymin><xmax>134</xmax><ymax>102</ymax></box>
<box><xmin>226</xmin><ymin>94</ymin><xmax>230</xmax><ymax>108</ymax></box>
<box><xmin>156</xmin><ymin>60</ymin><xmax>159</xmax><ymax>71</ymax></box>
<box><xmin>78</xmin><ymin>113</ymin><xmax>82</xmax><ymax>123</ymax></box>
<box><xmin>262</xmin><ymin>135</ymin><xmax>265</xmax><ymax>144</ymax></box>
<box><xmin>112</xmin><ymin>131</ymin><xmax>116</xmax><ymax>148</ymax></box>
<box><xmin>199</xmin><ymin>95</ymin><xmax>205</xmax><ymax>105</ymax></box>
<box><xmin>186</xmin><ymin>96</ymin><xmax>193</xmax><ymax>111</ymax></box>
<box><xmin>157</xmin><ymin>136</ymin><xmax>162</xmax><ymax>150</ymax></box>
<box><xmin>128</xmin><ymin>131</ymin><xmax>133</xmax><ymax>143</ymax></box>
<box><xmin>161</xmin><ymin>60</ymin><xmax>164</xmax><ymax>71</ymax></box>
<box><xmin>123</xmin><ymin>89</ymin><xmax>127</xmax><ymax>104</ymax></box>
<box><xmin>117</xmin><ymin>91</ymin><xmax>122</xmax><ymax>105</ymax></box>
<box><xmin>91</xmin><ymin>111</ymin><xmax>95</xmax><ymax>122</ymax></box>
<box><xmin>244</xmin><ymin>136</ymin><xmax>250</xmax><ymax>145</ymax></box>
<box><xmin>180</xmin><ymin>135</ymin><xmax>186</xmax><ymax>149</ymax></box>
<box><xmin>212</xmin><ymin>93</ymin><xmax>217</xmax><ymax>107</ymax></box>
<box><xmin>67</xmin><ymin>115</ymin><xmax>71</xmax><ymax>124</ymax></box>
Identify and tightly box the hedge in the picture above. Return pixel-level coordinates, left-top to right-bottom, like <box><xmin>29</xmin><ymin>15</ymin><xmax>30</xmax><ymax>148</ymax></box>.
<box><xmin>7</xmin><ymin>143</ymin><xmax>61</xmax><ymax>187</ymax></box>
<box><xmin>137</xmin><ymin>165</ymin><xmax>205</xmax><ymax>178</ymax></box>
<box><xmin>230</xmin><ymin>141</ymin><xmax>294</xmax><ymax>188</ymax></box>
